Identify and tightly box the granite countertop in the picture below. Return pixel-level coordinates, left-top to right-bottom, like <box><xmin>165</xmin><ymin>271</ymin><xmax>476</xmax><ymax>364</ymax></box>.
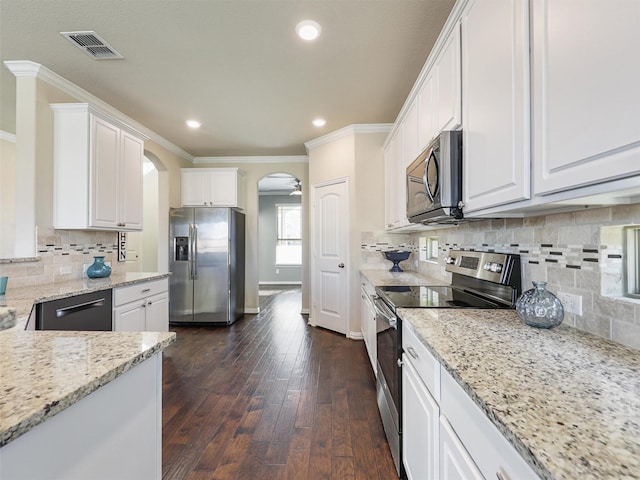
<box><xmin>360</xmin><ymin>268</ymin><xmax>441</xmax><ymax>287</ymax></box>
<box><xmin>360</xmin><ymin>269</ymin><xmax>640</xmax><ymax>479</ymax></box>
<box><xmin>1</xmin><ymin>272</ymin><xmax>170</xmax><ymax>320</ymax></box>
<box><xmin>398</xmin><ymin>307</ymin><xmax>640</xmax><ymax>480</ymax></box>
<box><xmin>0</xmin><ymin>329</ymin><xmax>176</xmax><ymax>447</ymax></box>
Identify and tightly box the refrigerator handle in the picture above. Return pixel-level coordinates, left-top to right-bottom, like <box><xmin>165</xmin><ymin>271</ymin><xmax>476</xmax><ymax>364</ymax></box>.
<box><xmin>193</xmin><ymin>223</ymin><xmax>198</xmax><ymax>279</ymax></box>
<box><xmin>188</xmin><ymin>224</ymin><xmax>193</xmax><ymax>280</ymax></box>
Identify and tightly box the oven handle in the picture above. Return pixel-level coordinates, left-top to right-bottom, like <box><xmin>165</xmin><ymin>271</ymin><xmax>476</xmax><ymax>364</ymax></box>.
<box><xmin>373</xmin><ymin>296</ymin><xmax>397</xmax><ymax>329</ymax></box>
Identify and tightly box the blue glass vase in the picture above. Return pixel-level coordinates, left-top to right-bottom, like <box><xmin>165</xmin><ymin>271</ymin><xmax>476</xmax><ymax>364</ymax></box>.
<box><xmin>87</xmin><ymin>256</ymin><xmax>112</xmax><ymax>278</ymax></box>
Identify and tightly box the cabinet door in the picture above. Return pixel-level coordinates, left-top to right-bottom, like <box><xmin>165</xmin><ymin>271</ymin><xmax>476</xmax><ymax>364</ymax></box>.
<box><xmin>403</xmin><ymin>357</ymin><xmax>439</xmax><ymax>480</ymax></box>
<box><xmin>532</xmin><ymin>0</ymin><xmax>640</xmax><ymax>194</ymax></box>
<box><xmin>90</xmin><ymin>115</ymin><xmax>120</xmax><ymax>228</ymax></box>
<box><xmin>181</xmin><ymin>170</ymin><xmax>208</xmax><ymax>206</ymax></box>
<box><xmin>360</xmin><ymin>289</ymin><xmax>376</xmax><ymax>374</ymax></box>
<box><xmin>435</xmin><ymin>23</ymin><xmax>461</xmax><ymax>133</ymax></box>
<box><xmin>439</xmin><ymin>416</ymin><xmax>483</xmax><ymax>480</ymax></box>
<box><xmin>113</xmin><ymin>302</ymin><xmax>146</xmax><ymax>332</ymax></box>
<box><xmin>402</xmin><ymin>101</ymin><xmax>419</xmax><ymax>167</ymax></box>
<box><xmin>461</xmin><ymin>0</ymin><xmax>530</xmax><ymax>212</ymax></box>
<box><xmin>384</xmin><ymin>130</ymin><xmax>402</xmax><ymax>230</ymax></box>
<box><xmin>209</xmin><ymin>169</ymin><xmax>238</xmax><ymax>206</ymax></box>
<box><xmin>418</xmin><ymin>72</ymin><xmax>436</xmax><ymax>152</ymax></box>
<box><xmin>145</xmin><ymin>292</ymin><xmax>169</xmax><ymax>332</ymax></box>
<box><xmin>119</xmin><ymin>131</ymin><xmax>144</xmax><ymax>230</ymax></box>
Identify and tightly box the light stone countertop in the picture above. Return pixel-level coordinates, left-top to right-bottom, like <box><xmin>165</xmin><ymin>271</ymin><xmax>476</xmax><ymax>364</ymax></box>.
<box><xmin>0</xmin><ymin>329</ymin><xmax>176</xmax><ymax>447</ymax></box>
<box><xmin>360</xmin><ymin>269</ymin><xmax>640</xmax><ymax>479</ymax></box>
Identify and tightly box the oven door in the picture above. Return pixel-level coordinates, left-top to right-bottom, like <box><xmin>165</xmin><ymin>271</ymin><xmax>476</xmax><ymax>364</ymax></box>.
<box><xmin>374</xmin><ymin>296</ymin><xmax>402</xmax><ymax>476</ymax></box>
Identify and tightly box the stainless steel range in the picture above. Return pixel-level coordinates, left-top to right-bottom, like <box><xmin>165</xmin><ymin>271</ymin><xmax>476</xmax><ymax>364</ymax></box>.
<box><xmin>373</xmin><ymin>250</ymin><xmax>521</xmax><ymax>478</ymax></box>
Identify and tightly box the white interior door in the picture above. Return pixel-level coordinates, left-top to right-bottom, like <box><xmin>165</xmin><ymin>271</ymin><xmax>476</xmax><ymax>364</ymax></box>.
<box><xmin>311</xmin><ymin>178</ymin><xmax>348</xmax><ymax>335</ymax></box>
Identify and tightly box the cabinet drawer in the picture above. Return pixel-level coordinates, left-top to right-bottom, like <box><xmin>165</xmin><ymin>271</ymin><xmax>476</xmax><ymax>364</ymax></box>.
<box><xmin>360</xmin><ymin>275</ymin><xmax>375</xmax><ymax>297</ymax></box>
<box><xmin>402</xmin><ymin>320</ymin><xmax>441</xmax><ymax>402</ymax></box>
<box><xmin>114</xmin><ymin>279</ymin><xmax>168</xmax><ymax>307</ymax></box>
<box><xmin>440</xmin><ymin>368</ymin><xmax>539</xmax><ymax>480</ymax></box>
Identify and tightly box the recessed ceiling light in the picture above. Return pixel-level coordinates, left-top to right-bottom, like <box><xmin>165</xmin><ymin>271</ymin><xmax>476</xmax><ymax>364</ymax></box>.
<box><xmin>186</xmin><ymin>120</ymin><xmax>201</xmax><ymax>129</ymax></box>
<box><xmin>296</xmin><ymin>20</ymin><xmax>321</xmax><ymax>41</ymax></box>
<box><xmin>312</xmin><ymin>118</ymin><xmax>327</xmax><ymax>127</ymax></box>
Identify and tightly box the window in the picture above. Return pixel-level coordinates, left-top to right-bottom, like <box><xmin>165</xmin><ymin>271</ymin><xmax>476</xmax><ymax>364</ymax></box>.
<box><xmin>419</xmin><ymin>236</ymin><xmax>439</xmax><ymax>262</ymax></box>
<box><xmin>276</xmin><ymin>204</ymin><xmax>302</xmax><ymax>265</ymax></box>
<box><xmin>625</xmin><ymin>226</ymin><xmax>640</xmax><ymax>299</ymax></box>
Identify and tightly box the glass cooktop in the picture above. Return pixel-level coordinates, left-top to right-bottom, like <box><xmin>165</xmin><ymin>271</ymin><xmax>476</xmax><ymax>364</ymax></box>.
<box><xmin>376</xmin><ymin>285</ymin><xmax>507</xmax><ymax>309</ymax></box>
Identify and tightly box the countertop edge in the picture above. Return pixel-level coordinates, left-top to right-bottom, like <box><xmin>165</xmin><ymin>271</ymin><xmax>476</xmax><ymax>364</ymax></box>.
<box><xmin>0</xmin><ymin>331</ymin><xmax>176</xmax><ymax>447</ymax></box>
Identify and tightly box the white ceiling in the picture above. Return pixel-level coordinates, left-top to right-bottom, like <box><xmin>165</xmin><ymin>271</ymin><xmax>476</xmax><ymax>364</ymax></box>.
<box><xmin>0</xmin><ymin>0</ymin><xmax>455</xmax><ymax>157</ymax></box>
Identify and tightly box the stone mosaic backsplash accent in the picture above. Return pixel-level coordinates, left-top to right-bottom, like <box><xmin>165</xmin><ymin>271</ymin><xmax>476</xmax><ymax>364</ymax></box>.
<box><xmin>361</xmin><ymin>204</ymin><xmax>640</xmax><ymax>351</ymax></box>
<box><xmin>0</xmin><ymin>228</ymin><xmax>123</xmax><ymax>288</ymax></box>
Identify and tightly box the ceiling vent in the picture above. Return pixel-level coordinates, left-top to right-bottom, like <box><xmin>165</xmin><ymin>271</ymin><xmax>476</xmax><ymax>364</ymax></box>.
<box><xmin>60</xmin><ymin>31</ymin><xmax>123</xmax><ymax>60</ymax></box>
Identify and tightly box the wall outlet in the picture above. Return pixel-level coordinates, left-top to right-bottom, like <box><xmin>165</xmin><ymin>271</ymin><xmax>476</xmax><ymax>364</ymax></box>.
<box><xmin>276</xmin><ymin>268</ymin><xmax>280</xmax><ymax>274</ymax></box>
<box><xmin>59</xmin><ymin>265</ymin><xmax>72</xmax><ymax>275</ymax></box>
<box><xmin>558</xmin><ymin>292</ymin><xmax>582</xmax><ymax>316</ymax></box>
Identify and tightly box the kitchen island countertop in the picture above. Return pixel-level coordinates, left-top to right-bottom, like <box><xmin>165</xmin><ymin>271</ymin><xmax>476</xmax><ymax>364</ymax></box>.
<box><xmin>361</xmin><ymin>269</ymin><xmax>640</xmax><ymax>480</ymax></box>
<box><xmin>0</xmin><ymin>328</ymin><xmax>175</xmax><ymax>447</ymax></box>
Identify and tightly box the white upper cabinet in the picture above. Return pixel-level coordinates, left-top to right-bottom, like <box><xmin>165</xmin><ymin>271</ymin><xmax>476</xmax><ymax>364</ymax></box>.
<box><xmin>181</xmin><ymin>168</ymin><xmax>245</xmax><ymax>209</ymax></box>
<box><xmin>402</xmin><ymin>100</ymin><xmax>420</xmax><ymax>167</ymax></box>
<box><xmin>52</xmin><ymin>103</ymin><xmax>145</xmax><ymax>231</ymax></box>
<box><xmin>461</xmin><ymin>0</ymin><xmax>531</xmax><ymax>213</ymax></box>
<box><xmin>418</xmin><ymin>71</ymin><xmax>436</xmax><ymax>152</ymax></box>
<box><xmin>384</xmin><ymin>129</ymin><xmax>406</xmax><ymax>230</ymax></box>
<box><xmin>531</xmin><ymin>0</ymin><xmax>640</xmax><ymax>195</ymax></box>
<box><xmin>435</xmin><ymin>23</ymin><xmax>462</xmax><ymax>134</ymax></box>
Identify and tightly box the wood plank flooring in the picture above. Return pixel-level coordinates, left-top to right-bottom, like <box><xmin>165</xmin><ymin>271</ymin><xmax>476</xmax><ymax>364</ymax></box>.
<box><xmin>162</xmin><ymin>286</ymin><xmax>397</xmax><ymax>480</ymax></box>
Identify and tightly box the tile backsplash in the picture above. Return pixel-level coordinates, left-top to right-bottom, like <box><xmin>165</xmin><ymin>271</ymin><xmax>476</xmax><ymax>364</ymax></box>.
<box><xmin>0</xmin><ymin>228</ymin><xmax>123</xmax><ymax>288</ymax></box>
<box><xmin>361</xmin><ymin>203</ymin><xmax>640</xmax><ymax>351</ymax></box>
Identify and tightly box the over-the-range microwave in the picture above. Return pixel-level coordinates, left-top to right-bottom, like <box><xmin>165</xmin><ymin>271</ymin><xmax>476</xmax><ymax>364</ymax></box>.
<box><xmin>406</xmin><ymin>130</ymin><xmax>463</xmax><ymax>224</ymax></box>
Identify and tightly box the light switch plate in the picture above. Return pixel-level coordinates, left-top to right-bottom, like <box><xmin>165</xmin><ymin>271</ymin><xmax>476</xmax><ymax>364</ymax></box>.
<box><xmin>558</xmin><ymin>292</ymin><xmax>582</xmax><ymax>316</ymax></box>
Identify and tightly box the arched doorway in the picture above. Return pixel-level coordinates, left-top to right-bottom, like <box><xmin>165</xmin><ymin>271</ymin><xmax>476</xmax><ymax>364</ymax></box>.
<box><xmin>257</xmin><ymin>173</ymin><xmax>303</xmax><ymax>299</ymax></box>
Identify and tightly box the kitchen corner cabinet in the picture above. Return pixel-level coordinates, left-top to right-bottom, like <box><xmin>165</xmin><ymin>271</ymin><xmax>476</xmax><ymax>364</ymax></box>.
<box><xmin>51</xmin><ymin>103</ymin><xmax>146</xmax><ymax>231</ymax></box>
<box><xmin>113</xmin><ymin>279</ymin><xmax>169</xmax><ymax>332</ymax></box>
<box><xmin>181</xmin><ymin>168</ymin><xmax>245</xmax><ymax>209</ymax></box>
<box><xmin>461</xmin><ymin>0</ymin><xmax>531</xmax><ymax>213</ymax></box>
<box><xmin>531</xmin><ymin>0</ymin><xmax>640</xmax><ymax>195</ymax></box>
<box><xmin>384</xmin><ymin>129</ymin><xmax>407</xmax><ymax>230</ymax></box>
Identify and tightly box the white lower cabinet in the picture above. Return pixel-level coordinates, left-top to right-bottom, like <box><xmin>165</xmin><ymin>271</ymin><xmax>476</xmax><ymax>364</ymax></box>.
<box><xmin>439</xmin><ymin>416</ymin><xmax>483</xmax><ymax>480</ymax></box>
<box><xmin>360</xmin><ymin>280</ymin><xmax>377</xmax><ymax>375</ymax></box>
<box><xmin>402</xmin><ymin>320</ymin><xmax>540</xmax><ymax>480</ymax></box>
<box><xmin>403</xmin><ymin>356</ymin><xmax>439</xmax><ymax>480</ymax></box>
<box><xmin>113</xmin><ymin>279</ymin><xmax>169</xmax><ymax>332</ymax></box>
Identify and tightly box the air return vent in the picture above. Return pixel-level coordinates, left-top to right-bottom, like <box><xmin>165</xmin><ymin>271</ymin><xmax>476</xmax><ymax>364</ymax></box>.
<box><xmin>60</xmin><ymin>31</ymin><xmax>123</xmax><ymax>60</ymax></box>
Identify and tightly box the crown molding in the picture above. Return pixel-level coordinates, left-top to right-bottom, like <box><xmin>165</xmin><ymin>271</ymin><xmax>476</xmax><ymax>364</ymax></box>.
<box><xmin>3</xmin><ymin>60</ymin><xmax>194</xmax><ymax>162</ymax></box>
<box><xmin>193</xmin><ymin>155</ymin><xmax>308</xmax><ymax>165</ymax></box>
<box><xmin>304</xmin><ymin>123</ymin><xmax>393</xmax><ymax>152</ymax></box>
<box><xmin>0</xmin><ymin>130</ymin><xmax>16</xmax><ymax>143</ymax></box>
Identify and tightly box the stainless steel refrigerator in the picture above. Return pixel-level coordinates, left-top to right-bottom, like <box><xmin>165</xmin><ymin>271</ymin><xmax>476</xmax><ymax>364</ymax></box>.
<box><xmin>169</xmin><ymin>207</ymin><xmax>245</xmax><ymax>325</ymax></box>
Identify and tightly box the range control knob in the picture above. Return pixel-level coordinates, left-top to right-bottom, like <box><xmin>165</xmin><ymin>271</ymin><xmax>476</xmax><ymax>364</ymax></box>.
<box><xmin>490</xmin><ymin>263</ymin><xmax>503</xmax><ymax>273</ymax></box>
<box><xmin>483</xmin><ymin>262</ymin><xmax>492</xmax><ymax>271</ymax></box>
<box><xmin>445</xmin><ymin>256</ymin><xmax>456</xmax><ymax>265</ymax></box>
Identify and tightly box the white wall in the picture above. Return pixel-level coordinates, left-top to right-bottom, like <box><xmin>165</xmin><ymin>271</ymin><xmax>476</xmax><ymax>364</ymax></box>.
<box><xmin>0</xmin><ymin>134</ymin><xmax>16</xmax><ymax>258</ymax></box>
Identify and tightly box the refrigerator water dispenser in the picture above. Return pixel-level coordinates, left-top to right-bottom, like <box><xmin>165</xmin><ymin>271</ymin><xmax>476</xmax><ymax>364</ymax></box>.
<box><xmin>175</xmin><ymin>237</ymin><xmax>189</xmax><ymax>261</ymax></box>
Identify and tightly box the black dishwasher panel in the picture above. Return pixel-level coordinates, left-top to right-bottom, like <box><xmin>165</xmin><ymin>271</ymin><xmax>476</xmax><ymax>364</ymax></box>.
<box><xmin>36</xmin><ymin>289</ymin><xmax>113</xmax><ymax>331</ymax></box>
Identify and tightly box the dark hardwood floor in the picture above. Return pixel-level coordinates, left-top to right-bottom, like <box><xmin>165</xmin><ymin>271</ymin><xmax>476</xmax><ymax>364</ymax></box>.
<box><xmin>162</xmin><ymin>286</ymin><xmax>398</xmax><ymax>480</ymax></box>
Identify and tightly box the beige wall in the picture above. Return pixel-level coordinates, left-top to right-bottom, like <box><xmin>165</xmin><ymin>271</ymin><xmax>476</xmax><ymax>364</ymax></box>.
<box><xmin>190</xmin><ymin>161</ymin><xmax>309</xmax><ymax>314</ymax></box>
<box><xmin>307</xmin><ymin>128</ymin><xmax>388</xmax><ymax>337</ymax></box>
<box><xmin>0</xmin><ymin>136</ymin><xmax>16</xmax><ymax>258</ymax></box>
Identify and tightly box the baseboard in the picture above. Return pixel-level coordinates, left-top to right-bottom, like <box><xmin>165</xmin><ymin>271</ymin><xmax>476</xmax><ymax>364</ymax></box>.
<box><xmin>300</xmin><ymin>308</ymin><xmax>310</xmax><ymax>315</ymax></box>
<box><xmin>348</xmin><ymin>331</ymin><xmax>364</xmax><ymax>340</ymax></box>
<box><xmin>244</xmin><ymin>307</ymin><xmax>260</xmax><ymax>314</ymax></box>
<box><xmin>259</xmin><ymin>281</ymin><xmax>302</xmax><ymax>285</ymax></box>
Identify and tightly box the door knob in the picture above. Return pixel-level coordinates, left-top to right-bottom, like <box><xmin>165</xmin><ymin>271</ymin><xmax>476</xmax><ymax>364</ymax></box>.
<box><xmin>338</xmin><ymin>263</ymin><xmax>345</xmax><ymax>268</ymax></box>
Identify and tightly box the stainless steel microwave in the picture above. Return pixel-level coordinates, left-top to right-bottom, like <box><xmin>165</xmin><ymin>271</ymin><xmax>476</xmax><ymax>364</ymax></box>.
<box><xmin>406</xmin><ymin>130</ymin><xmax>463</xmax><ymax>224</ymax></box>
